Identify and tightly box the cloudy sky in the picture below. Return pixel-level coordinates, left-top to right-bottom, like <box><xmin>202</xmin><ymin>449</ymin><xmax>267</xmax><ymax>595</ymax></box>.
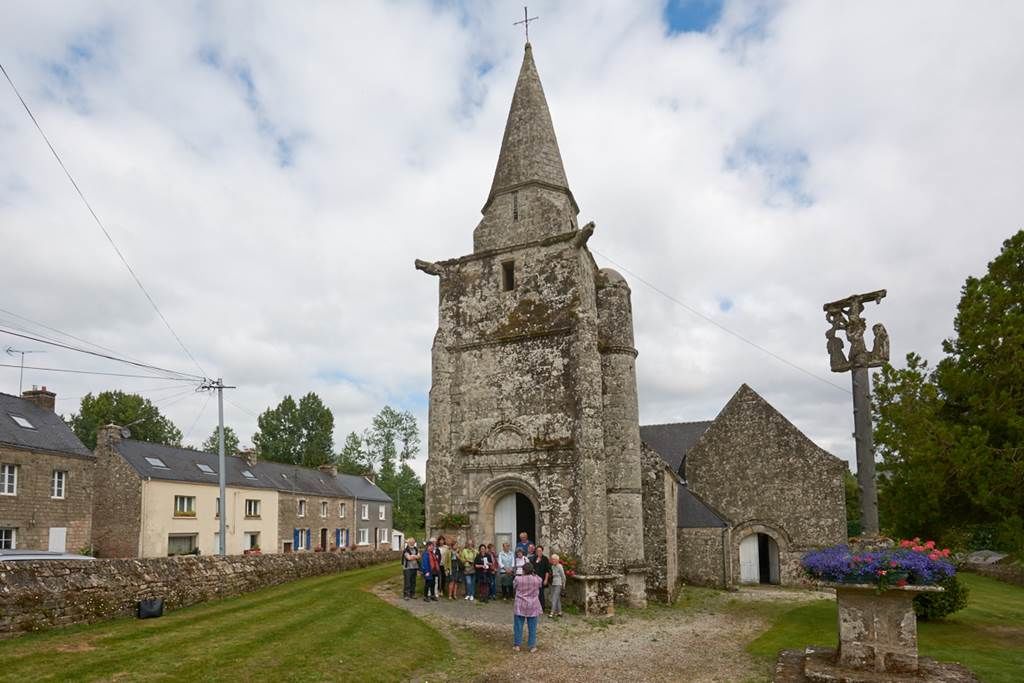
<box><xmin>1</xmin><ymin>1</ymin><xmax>1022</xmax><ymax>476</ymax></box>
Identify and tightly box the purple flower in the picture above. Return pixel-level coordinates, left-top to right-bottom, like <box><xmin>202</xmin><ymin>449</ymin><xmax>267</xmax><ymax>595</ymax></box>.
<box><xmin>802</xmin><ymin>544</ymin><xmax>955</xmax><ymax>589</ymax></box>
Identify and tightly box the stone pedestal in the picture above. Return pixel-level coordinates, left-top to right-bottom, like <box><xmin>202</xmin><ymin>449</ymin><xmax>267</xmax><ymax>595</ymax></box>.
<box><xmin>565</xmin><ymin>573</ymin><xmax>618</xmax><ymax>616</ymax></box>
<box><xmin>833</xmin><ymin>583</ymin><xmax>940</xmax><ymax>674</ymax></box>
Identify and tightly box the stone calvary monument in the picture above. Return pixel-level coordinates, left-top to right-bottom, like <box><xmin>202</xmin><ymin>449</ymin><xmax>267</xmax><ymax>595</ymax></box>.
<box><xmin>415</xmin><ymin>42</ymin><xmax>649</xmax><ymax>610</ymax></box>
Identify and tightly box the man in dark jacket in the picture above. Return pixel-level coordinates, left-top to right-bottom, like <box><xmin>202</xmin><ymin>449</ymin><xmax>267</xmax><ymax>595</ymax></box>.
<box><xmin>533</xmin><ymin>545</ymin><xmax>551</xmax><ymax>609</ymax></box>
<box><xmin>402</xmin><ymin>538</ymin><xmax>420</xmax><ymax>600</ymax></box>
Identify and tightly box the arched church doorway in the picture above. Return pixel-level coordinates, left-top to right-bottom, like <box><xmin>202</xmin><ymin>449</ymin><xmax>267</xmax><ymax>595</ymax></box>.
<box><xmin>494</xmin><ymin>492</ymin><xmax>536</xmax><ymax>549</ymax></box>
<box><xmin>738</xmin><ymin>532</ymin><xmax>780</xmax><ymax>584</ymax></box>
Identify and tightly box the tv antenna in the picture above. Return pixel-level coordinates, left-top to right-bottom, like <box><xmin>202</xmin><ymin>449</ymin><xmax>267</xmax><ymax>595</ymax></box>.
<box><xmin>5</xmin><ymin>346</ymin><xmax>44</xmax><ymax>394</ymax></box>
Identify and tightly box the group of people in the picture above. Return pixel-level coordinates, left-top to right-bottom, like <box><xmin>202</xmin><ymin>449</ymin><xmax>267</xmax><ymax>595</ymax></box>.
<box><xmin>401</xmin><ymin>531</ymin><xmax>565</xmax><ymax>652</ymax></box>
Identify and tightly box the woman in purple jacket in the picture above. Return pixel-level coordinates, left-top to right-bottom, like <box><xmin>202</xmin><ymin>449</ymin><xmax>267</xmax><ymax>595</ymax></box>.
<box><xmin>512</xmin><ymin>563</ymin><xmax>543</xmax><ymax>652</ymax></box>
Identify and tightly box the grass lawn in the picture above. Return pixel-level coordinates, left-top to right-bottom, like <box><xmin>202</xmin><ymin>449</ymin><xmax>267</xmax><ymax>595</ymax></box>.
<box><xmin>747</xmin><ymin>573</ymin><xmax>1024</xmax><ymax>682</ymax></box>
<box><xmin>0</xmin><ymin>563</ymin><xmax>455</xmax><ymax>682</ymax></box>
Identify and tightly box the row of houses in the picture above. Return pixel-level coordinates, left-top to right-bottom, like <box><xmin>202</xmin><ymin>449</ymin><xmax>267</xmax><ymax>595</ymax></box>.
<box><xmin>0</xmin><ymin>388</ymin><xmax>393</xmax><ymax>557</ymax></box>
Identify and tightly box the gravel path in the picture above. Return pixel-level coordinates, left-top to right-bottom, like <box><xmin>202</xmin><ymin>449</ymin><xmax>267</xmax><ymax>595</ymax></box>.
<box><xmin>374</xmin><ymin>579</ymin><xmax>832</xmax><ymax>682</ymax></box>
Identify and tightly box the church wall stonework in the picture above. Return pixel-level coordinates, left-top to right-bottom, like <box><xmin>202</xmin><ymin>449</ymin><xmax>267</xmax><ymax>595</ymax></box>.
<box><xmin>685</xmin><ymin>384</ymin><xmax>846</xmax><ymax>586</ymax></box>
<box><xmin>640</xmin><ymin>444</ymin><xmax>678</xmax><ymax>602</ymax></box>
<box><xmin>677</xmin><ymin>527</ymin><xmax>729</xmax><ymax>588</ymax></box>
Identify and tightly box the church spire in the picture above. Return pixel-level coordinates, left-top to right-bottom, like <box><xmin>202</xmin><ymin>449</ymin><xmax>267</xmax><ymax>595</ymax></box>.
<box><xmin>484</xmin><ymin>43</ymin><xmax>573</xmax><ymax>211</ymax></box>
<box><xmin>473</xmin><ymin>43</ymin><xmax>578</xmax><ymax>253</ymax></box>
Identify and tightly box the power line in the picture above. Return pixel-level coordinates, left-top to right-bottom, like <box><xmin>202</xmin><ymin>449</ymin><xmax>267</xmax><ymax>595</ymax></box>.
<box><xmin>0</xmin><ymin>327</ymin><xmax>204</xmax><ymax>381</ymax></box>
<box><xmin>0</xmin><ymin>306</ymin><xmax>154</xmax><ymax>369</ymax></box>
<box><xmin>225</xmin><ymin>397</ymin><xmax>260</xmax><ymax>418</ymax></box>
<box><xmin>0</xmin><ymin>61</ymin><xmax>208</xmax><ymax>379</ymax></box>
<box><xmin>0</xmin><ymin>362</ymin><xmax>200</xmax><ymax>381</ymax></box>
<box><xmin>184</xmin><ymin>389</ymin><xmax>214</xmax><ymax>444</ymax></box>
<box><xmin>591</xmin><ymin>248</ymin><xmax>850</xmax><ymax>395</ymax></box>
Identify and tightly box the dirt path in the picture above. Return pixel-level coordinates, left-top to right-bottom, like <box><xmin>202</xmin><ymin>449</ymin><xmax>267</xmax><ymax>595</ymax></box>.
<box><xmin>374</xmin><ymin>578</ymin><xmax>832</xmax><ymax>682</ymax></box>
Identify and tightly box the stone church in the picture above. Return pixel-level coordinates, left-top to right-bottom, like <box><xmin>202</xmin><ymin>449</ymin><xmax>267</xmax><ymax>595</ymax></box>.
<box><xmin>416</xmin><ymin>44</ymin><xmax>844</xmax><ymax>613</ymax></box>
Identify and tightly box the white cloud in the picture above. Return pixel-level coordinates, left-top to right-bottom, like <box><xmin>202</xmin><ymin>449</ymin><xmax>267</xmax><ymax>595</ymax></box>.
<box><xmin>2</xmin><ymin>1</ymin><xmax>1022</xmax><ymax>477</ymax></box>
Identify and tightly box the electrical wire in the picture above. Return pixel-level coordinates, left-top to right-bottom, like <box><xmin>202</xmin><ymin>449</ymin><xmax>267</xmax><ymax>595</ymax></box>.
<box><xmin>184</xmin><ymin>391</ymin><xmax>213</xmax><ymax>442</ymax></box>
<box><xmin>0</xmin><ymin>306</ymin><xmax>154</xmax><ymax>369</ymax></box>
<box><xmin>225</xmin><ymin>397</ymin><xmax>261</xmax><ymax>418</ymax></box>
<box><xmin>591</xmin><ymin>248</ymin><xmax>850</xmax><ymax>395</ymax></box>
<box><xmin>0</xmin><ymin>362</ymin><xmax>201</xmax><ymax>381</ymax></box>
<box><xmin>0</xmin><ymin>327</ymin><xmax>204</xmax><ymax>381</ymax></box>
<box><xmin>0</xmin><ymin>60</ymin><xmax>208</xmax><ymax>379</ymax></box>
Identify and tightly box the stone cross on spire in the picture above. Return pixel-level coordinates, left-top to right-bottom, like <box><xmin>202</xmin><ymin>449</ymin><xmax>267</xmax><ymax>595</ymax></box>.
<box><xmin>513</xmin><ymin>6</ymin><xmax>539</xmax><ymax>43</ymax></box>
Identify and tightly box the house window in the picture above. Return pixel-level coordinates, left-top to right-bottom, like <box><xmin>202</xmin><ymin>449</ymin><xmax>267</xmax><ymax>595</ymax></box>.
<box><xmin>296</xmin><ymin>528</ymin><xmax>308</xmax><ymax>550</ymax></box>
<box><xmin>0</xmin><ymin>527</ymin><xmax>15</xmax><ymax>550</ymax></box>
<box><xmin>339</xmin><ymin>502</ymin><xmax>346</xmax><ymax>518</ymax></box>
<box><xmin>358</xmin><ymin>528</ymin><xmax>369</xmax><ymax>545</ymax></box>
<box><xmin>379</xmin><ymin>528</ymin><xmax>389</xmax><ymax>543</ymax></box>
<box><xmin>244</xmin><ymin>532</ymin><xmax>260</xmax><ymax>550</ymax></box>
<box><xmin>298</xmin><ymin>499</ymin><xmax>307</xmax><ymax>517</ymax></box>
<box><xmin>145</xmin><ymin>457</ymin><xmax>168</xmax><ymax>469</ymax></box>
<box><xmin>378</xmin><ymin>505</ymin><xmax>386</xmax><ymax>521</ymax></box>
<box><xmin>8</xmin><ymin>413</ymin><xmax>34</xmax><ymax>429</ymax></box>
<box><xmin>361</xmin><ymin>503</ymin><xmax>369</xmax><ymax>520</ymax></box>
<box><xmin>51</xmin><ymin>470</ymin><xmax>67</xmax><ymax>499</ymax></box>
<box><xmin>512</xmin><ymin>190</ymin><xmax>519</xmax><ymax>221</ymax></box>
<box><xmin>1</xmin><ymin>464</ymin><xmax>17</xmax><ymax>495</ymax></box>
<box><xmin>167</xmin><ymin>534</ymin><xmax>197</xmax><ymax>555</ymax></box>
<box><xmin>321</xmin><ymin>501</ymin><xmax>328</xmax><ymax>518</ymax></box>
<box><xmin>245</xmin><ymin>499</ymin><xmax>261</xmax><ymax>518</ymax></box>
<box><xmin>501</xmin><ymin>260</ymin><xmax>515</xmax><ymax>291</ymax></box>
<box><xmin>196</xmin><ymin>463</ymin><xmax>216</xmax><ymax>475</ymax></box>
<box><xmin>241</xmin><ymin>469</ymin><xmax>256</xmax><ymax>479</ymax></box>
<box><xmin>173</xmin><ymin>495</ymin><xmax>196</xmax><ymax>517</ymax></box>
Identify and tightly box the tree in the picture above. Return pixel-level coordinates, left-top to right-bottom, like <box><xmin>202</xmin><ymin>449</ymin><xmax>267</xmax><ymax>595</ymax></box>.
<box><xmin>363</xmin><ymin>406</ymin><xmax>420</xmax><ymax>475</ymax></box>
<box><xmin>70</xmin><ymin>391</ymin><xmax>183</xmax><ymax>450</ymax></box>
<box><xmin>337</xmin><ymin>431</ymin><xmax>367</xmax><ymax>475</ymax></box>
<box><xmin>201</xmin><ymin>425</ymin><xmax>240</xmax><ymax>455</ymax></box>
<box><xmin>252</xmin><ymin>393</ymin><xmax>334</xmax><ymax>467</ymax></box>
<box><xmin>874</xmin><ymin>230</ymin><xmax>1024</xmax><ymax>551</ymax></box>
<box><xmin>345</xmin><ymin>406</ymin><xmax>425</xmax><ymax>533</ymax></box>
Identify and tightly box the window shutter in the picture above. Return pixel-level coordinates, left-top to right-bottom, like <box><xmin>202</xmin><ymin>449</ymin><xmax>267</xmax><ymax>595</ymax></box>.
<box><xmin>306</xmin><ymin>528</ymin><xmax>311</xmax><ymax>549</ymax></box>
<box><xmin>335</xmin><ymin>528</ymin><xmax>341</xmax><ymax>547</ymax></box>
<box><xmin>293</xmin><ymin>528</ymin><xmax>299</xmax><ymax>548</ymax></box>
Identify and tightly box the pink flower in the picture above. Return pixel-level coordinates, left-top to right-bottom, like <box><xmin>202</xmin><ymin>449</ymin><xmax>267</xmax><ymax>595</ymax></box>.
<box><xmin>896</xmin><ymin>579</ymin><xmax>908</xmax><ymax>587</ymax></box>
<box><xmin>929</xmin><ymin>552</ymin><xmax>941</xmax><ymax>560</ymax></box>
<box><xmin>877</xmin><ymin>569</ymin><xmax>887</xmax><ymax>576</ymax></box>
<box><xmin>889</xmin><ymin>561</ymin><xmax>898</xmax><ymax>568</ymax></box>
<box><xmin>925</xmin><ymin>540</ymin><xmax>936</xmax><ymax>549</ymax></box>
<box><xmin>912</xmin><ymin>545</ymin><xmax>925</xmax><ymax>552</ymax></box>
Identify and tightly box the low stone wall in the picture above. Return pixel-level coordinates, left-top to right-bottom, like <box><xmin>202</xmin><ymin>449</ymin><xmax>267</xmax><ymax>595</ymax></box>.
<box><xmin>0</xmin><ymin>549</ymin><xmax>399</xmax><ymax>639</ymax></box>
<box><xmin>965</xmin><ymin>560</ymin><xmax>1024</xmax><ymax>587</ymax></box>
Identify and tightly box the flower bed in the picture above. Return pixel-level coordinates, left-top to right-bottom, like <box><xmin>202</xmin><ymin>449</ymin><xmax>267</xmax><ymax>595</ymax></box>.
<box><xmin>802</xmin><ymin>537</ymin><xmax>955</xmax><ymax>590</ymax></box>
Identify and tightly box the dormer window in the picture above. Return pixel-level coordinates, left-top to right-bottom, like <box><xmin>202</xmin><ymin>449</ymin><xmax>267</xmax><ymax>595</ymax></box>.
<box><xmin>196</xmin><ymin>463</ymin><xmax>215</xmax><ymax>475</ymax></box>
<box><xmin>501</xmin><ymin>260</ymin><xmax>516</xmax><ymax>291</ymax></box>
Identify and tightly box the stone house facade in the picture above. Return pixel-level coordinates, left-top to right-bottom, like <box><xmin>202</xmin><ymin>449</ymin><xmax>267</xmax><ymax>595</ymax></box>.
<box><xmin>418</xmin><ymin>43</ymin><xmax>648</xmax><ymax>608</ymax></box>
<box><xmin>642</xmin><ymin>384</ymin><xmax>847</xmax><ymax>588</ymax></box>
<box><xmin>0</xmin><ymin>388</ymin><xmax>94</xmax><ymax>553</ymax></box>
<box><xmin>92</xmin><ymin>425</ymin><xmax>391</xmax><ymax>557</ymax></box>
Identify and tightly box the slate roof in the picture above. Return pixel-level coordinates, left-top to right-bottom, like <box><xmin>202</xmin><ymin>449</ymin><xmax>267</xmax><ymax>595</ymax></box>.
<box><xmin>677</xmin><ymin>485</ymin><xmax>728</xmax><ymax>529</ymax></box>
<box><xmin>117</xmin><ymin>440</ymin><xmax>274</xmax><ymax>490</ymax></box>
<box><xmin>114</xmin><ymin>438</ymin><xmax>392</xmax><ymax>502</ymax></box>
<box><xmin>337</xmin><ymin>472</ymin><xmax>392</xmax><ymax>502</ymax></box>
<box><xmin>0</xmin><ymin>393</ymin><xmax>92</xmax><ymax>458</ymax></box>
<box><xmin>639</xmin><ymin>420</ymin><xmax>713</xmax><ymax>476</ymax></box>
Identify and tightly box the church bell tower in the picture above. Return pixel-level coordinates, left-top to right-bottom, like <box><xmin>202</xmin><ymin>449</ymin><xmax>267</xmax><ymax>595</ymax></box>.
<box><xmin>416</xmin><ymin>43</ymin><xmax>648</xmax><ymax>612</ymax></box>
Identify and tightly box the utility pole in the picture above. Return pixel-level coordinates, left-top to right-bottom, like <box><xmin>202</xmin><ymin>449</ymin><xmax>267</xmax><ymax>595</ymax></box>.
<box><xmin>202</xmin><ymin>377</ymin><xmax>236</xmax><ymax>555</ymax></box>
<box><xmin>823</xmin><ymin>290</ymin><xmax>890</xmax><ymax>537</ymax></box>
<box><xmin>5</xmin><ymin>347</ymin><xmax>43</xmax><ymax>394</ymax></box>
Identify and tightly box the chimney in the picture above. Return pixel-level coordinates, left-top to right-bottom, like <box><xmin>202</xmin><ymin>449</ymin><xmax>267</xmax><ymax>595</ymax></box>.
<box><xmin>22</xmin><ymin>385</ymin><xmax>56</xmax><ymax>412</ymax></box>
<box><xmin>240</xmin><ymin>448</ymin><xmax>258</xmax><ymax>468</ymax></box>
<box><xmin>96</xmin><ymin>423</ymin><xmax>124</xmax><ymax>451</ymax></box>
<box><xmin>319</xmin><ymin>464</ymin><xmax>338</xmax><ymax>477</ymax></box>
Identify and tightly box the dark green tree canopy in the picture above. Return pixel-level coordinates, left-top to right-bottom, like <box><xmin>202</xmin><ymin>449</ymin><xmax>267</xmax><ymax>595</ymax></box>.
<box><xmin>201</xmin><ymin>425</ymin><xmax>240</xmax><ymax>456</ymax></box>
<box><xmin>70</xmin><ymin>391</ymin><xmax>183</xmax><ymax>450</ymax></box>
<box><xmin>874</xmin><ymin>230</ymin><xmax>1024</xmax><ymax>551</ymax></box>
<box><xmin>337</xmin><ymin>431</ymin><xmax>367</xmax><ymax>475</ymax></box>
<box><xmin>252</xmin><ymin>392</ymin><xmax>334</xmax><ymax>467</ymax></box>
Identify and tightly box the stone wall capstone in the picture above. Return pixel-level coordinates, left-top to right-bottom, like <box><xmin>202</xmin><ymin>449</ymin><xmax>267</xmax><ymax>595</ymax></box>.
<box><xmin>0</xmin><ymin>550</ymin><xmax>399</xmax><ymax>639</ymax></box>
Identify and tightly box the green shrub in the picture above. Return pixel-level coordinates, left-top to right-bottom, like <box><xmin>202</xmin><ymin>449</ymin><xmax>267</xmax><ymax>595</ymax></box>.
<box><xmin>914</xmin><ymin>575</ymin><xmax>969</xmax><ymax>620</ymax></box>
